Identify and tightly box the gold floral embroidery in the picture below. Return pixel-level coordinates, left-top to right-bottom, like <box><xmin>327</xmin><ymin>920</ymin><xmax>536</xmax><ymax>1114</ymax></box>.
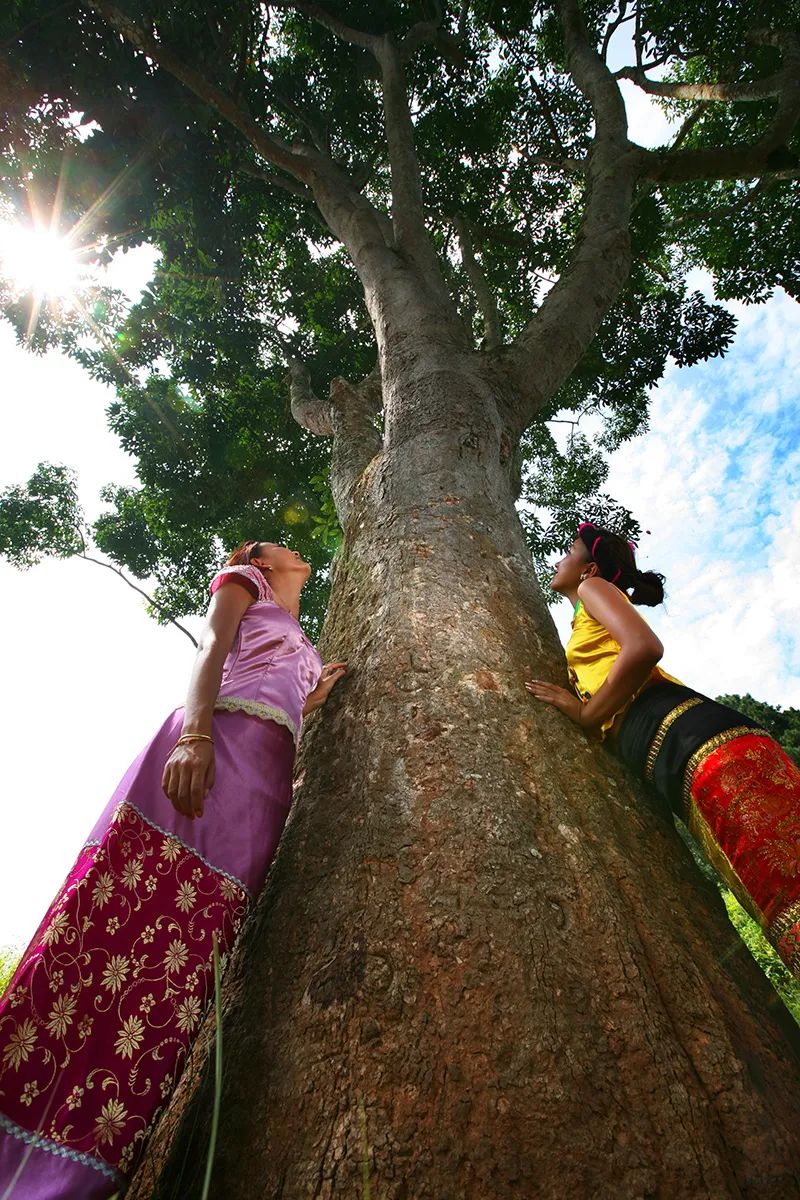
<box><xmin>94</xmin><ymin>1099</ymin><xmax>128</xmax><ymax>1145</ymax></box>
<box><xmin>163</xmin><ymin>940</ymin><xmax>188</xmax><ymax>974</ymax></box>
<box><xmin>93</xmin><ymin>872</ymin><xmax>115</xmax><ymax>909</ymax></box>
<box><xmin>3</xmin><ymin>1019</ymin><xmax>37</xmax><ymax>1069</ymax></box>
<box><xmin>758</xmin><ymin>839</ymin><xmax>800</xmax><ymax>880</ymax></box>
<box><xmin>0</xmin><ymin>801</ymin><xmax>251</xmax><ymax>1176</ymax></box>
<box><xmin>220</xmin><ymin>877</ymin><xmax>243</xmax><ymax>901</ymax></box>
<box><xmin>114</xmin><ymin>1016</ymin><xmax>145</xmax><ymax>1060</ymax></box>
<box><xmin>45</xmin><ymin>994</ymin><xmax>77</xmax><ymax>1038</ymax></box>
<box><xmin>175</xmin><ymin>996</ymin><xmax>201</xmax><ymax>1032</ymax></box>
<box><xmin>102</xmin><ymin>955</ymin><xmax>130</xmax><ymax>993</ymax></box>
<box><xmin>682</xmin><ymin>727</ymin><xmax>770</xmax><ymax>812</ymax></box>
<box><xmin>175</xmin><ymin>882</ymin><xmax>197</xmax><ymax>913</ymax></box>
<box><xmin>160</xmin><ymin>839</ymin><xmax>181</xmax><ymax>863</ymax></box>
<box><xmin>43</xmin><ymin>910</ymin><xmax>70</xmax><ymax>946</ymax></box>
<box><xmin>120</xmin><ymin>857</ymin><xmax>144</xmax><ymax>890</ymax></box>
<box><xmin>769</xmin><ymin>898</ymin><xmax>800</xmax><ymax>942</ymax></box>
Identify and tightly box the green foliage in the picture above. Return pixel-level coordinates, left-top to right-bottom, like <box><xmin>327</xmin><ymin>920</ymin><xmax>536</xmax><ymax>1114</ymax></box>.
<box><xmin>716</xmin><ymin>694</ymin><xmax>800</xmax><ymax>766</ymax></box>
<box><xmin>0</xmin><ymin>1</ymin><xmax>797</xmax><ymax>623</ymax></box>
<box><xmin>0</xmin><ymin>464</ymin><xmax>85</xmax><ymax>566</ymax></box>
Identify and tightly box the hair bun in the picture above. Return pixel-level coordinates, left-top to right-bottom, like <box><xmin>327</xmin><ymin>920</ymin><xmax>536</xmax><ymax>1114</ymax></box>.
<box><xmin>629</xmin><ymin>569</ymin><xmax>665</xmax><ymax>607</ymax></box>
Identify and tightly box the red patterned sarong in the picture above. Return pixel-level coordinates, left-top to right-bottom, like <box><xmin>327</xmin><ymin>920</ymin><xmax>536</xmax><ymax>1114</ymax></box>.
<box><xmin>685</xmin><ymin>732</ymin><xmax>800</xmax><ymax>973</ymax></box>
<box><xmin>0</xmin><ymin>708</ymin><xmax>294</xmax><ymax>1198</ymax></box>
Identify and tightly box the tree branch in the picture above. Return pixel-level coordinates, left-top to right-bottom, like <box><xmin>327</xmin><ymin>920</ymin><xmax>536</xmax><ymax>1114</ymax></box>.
<box><xmin>498</xmin><ymin>0</ymin><xmax>635</xmax><ymax>439</ymax></box>
<box><xmin>601</xmin><ymin>2</ymin><xmax>633</xmax><ymax>63</ymax></box>
<box><xmin>85</xmin><ymin>0</ymin><xmax>315</xmax><ymax>183</ymax></box>
<box><xmin>269</xmin><ymin>0</ymin><xmax>377</xmax><ymax>51</ymax></box>
<box><xmin>372</xmin><ymin>34</ymin><xmax>452</xmax><ymax>305</ymax></box>
<box><xmin>271</xmin><ymin>88</ymin><xmax>331</xmax><ymax>154</ymax></box>
<box><xmin>268</xmin><ymin>2</ymin><xmax>454</xmax><ymax>308</ymax></box>
<box><xmin>636</xmin><ymin>29</ymin><xmax>800</xmax><ymax>184</ymax></box>
<box><xmin>511</xmin><ymin>146</ymin><xmax>587</xmax><ymax>173</ymax></box>
<box><xmin>668</xmin><ymin>171</ymin><xmax>800</xmax><ymax>230</ymax></box>
<box><xmin>84</xmin><ymin>1</ymin><xmax>396</xmax><ymax>280</ymax></box>
<box><xmin>238</xmin><ymin>163</ymin><xmax>313</xmax><ymax>200</ymax></box>
<box><xmin>287</xmin><ymin>357</ymin><xmax>335</xmax><ymax>436</ymax></box>
<box><xmin>78</xmin><ymin>550</ymin><xmax>198</xmax><ymax>646</ymax></box>
<box><xmin>453</xmin><ymin>215</ymin><xmax>501</xmax><ymax>350</ymax></box>
<box><xmin>616</xmin><ymin>67</ymin><xmax>785</xmax><ymax>103</ymax></box>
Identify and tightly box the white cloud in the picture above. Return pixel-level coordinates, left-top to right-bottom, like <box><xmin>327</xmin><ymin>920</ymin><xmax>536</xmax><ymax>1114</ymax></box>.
<box><xmin>552</xmin><ymin>287</ymin><xmax>800</xmax><ymax>711</ymax></box>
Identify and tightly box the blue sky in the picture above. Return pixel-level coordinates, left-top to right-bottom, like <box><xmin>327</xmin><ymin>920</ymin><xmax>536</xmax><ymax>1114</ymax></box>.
<box><xmin>551</xmin><ymin>285</ymin><xmax>800</xmax><ymax>706</ymax></box>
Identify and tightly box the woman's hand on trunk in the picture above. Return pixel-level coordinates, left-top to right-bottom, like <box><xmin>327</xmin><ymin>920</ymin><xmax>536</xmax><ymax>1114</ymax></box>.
<box><xmin>303</xmin><ymin>662</ymin><xmax>348</xmax><ymax>714</ymax></box>
<box><xmin>525</xmin><ymin>679</ymin><xmax>584</xmax><ymax>725</ymax></box>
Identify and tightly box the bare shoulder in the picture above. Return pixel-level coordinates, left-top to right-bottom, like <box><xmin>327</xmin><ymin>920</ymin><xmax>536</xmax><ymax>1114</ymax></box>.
<box><xmin>576</xmin><ymin>576</ymin><xmax>627</xmax><ymax>621</ymax></box>
<box><xmin>577</xmin><ymin>577</ymin><xmax>661</xmax><ymax>650</ymax></box>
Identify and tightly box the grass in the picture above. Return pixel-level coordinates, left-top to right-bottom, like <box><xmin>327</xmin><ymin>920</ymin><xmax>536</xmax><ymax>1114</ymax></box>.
<box><xmin>722</xmin><ymin>890</ymin><xmax>800</xmax><ymax>1024</ymax></box>
<box><xmin>675</xmin><ymin>817</ymin><xmax>800</xmax><ymax>1025</ymax></box>
<box><xmin>200</xmin><ymin>932</ymin><xmax>224</xmax><ymax>1200</ymax></box>
<box><xmin>0</xmin><ymin>947</ymin><xmax>20</xmax><ymax>997</ymax></box>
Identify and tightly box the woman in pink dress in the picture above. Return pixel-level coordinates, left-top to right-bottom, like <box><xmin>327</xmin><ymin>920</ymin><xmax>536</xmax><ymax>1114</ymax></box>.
<box><xmin>0</xmin><ymin>540</ymin><xmax>345</xmax><ymax>1198</ymax></box>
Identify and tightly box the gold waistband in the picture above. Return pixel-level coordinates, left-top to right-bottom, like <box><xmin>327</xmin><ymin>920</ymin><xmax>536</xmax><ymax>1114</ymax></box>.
<box><xmin>644</xmin><ymin>697</ymin><xmax>703</xmax><ymax>781</ymax></box>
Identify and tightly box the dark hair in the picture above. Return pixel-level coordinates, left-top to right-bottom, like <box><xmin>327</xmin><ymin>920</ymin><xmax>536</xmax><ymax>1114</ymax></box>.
<box><xmin>577</xmin><ymin>522</ymin><xmax>665</xmax><ymax>607</ymax></box>
<box><xmin>226</xmin><ymin>540</ymin><xmax>265</xmax><ymax>567</ymax></box>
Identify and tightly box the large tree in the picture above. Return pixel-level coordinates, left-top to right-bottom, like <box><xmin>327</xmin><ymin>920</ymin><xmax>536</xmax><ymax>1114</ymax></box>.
<box><xmin>3</xmin><ymin>0</ymin><xmax>800</xmax><ymax>1194</ymax></box>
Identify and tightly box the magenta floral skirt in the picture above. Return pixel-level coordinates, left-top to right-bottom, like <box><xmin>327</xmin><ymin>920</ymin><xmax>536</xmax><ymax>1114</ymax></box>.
<box><xmin>0</xmin><ymin>709</ymin><xmax>294</xmax><ymax>1198</ymax></box>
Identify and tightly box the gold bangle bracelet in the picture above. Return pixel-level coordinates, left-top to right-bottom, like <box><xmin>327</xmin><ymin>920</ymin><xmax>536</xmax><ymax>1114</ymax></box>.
<box><xmin>175</xmin><ymin>733</ymin><xmax>214</xmax><ymax>747</ymax></box>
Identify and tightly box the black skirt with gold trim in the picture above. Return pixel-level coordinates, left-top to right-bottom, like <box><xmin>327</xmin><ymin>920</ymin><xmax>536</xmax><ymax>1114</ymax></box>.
<box><xmin>614</xmin><ymin>682</ymin><xmax>763</xmax><ymax>811</ymax></box>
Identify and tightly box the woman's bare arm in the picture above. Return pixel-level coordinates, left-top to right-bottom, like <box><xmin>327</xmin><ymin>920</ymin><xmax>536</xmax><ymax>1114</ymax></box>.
<box><xmin>526</xmin><ymin>577</ymin><xmax>663</xmax><ymax>733</ymax></box>
<box><xmin>162</xmin><ymin>583</ymin><xmax>253</xmax><ymax>820</ymax></box>
<box><xmin>574</xmin><ymin>577</ymin><xmax>663</xmax><ymax>731</ymax></box>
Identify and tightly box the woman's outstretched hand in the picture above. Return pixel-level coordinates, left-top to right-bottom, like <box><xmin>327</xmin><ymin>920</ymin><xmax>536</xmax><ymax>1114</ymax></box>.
<box><xmin>162</xmin><ymin>741</ymin><xmax>216</xmax><ymax>820</ymax></box>
<box><xmin>303</xmin><ymin>662</ymin><xmax>348</xmax><ymax>714</ymax></box>
<box><xmin>525</xmin><ymin>679</ymin><xmax>584</xmax><ymax>726</ymax></box>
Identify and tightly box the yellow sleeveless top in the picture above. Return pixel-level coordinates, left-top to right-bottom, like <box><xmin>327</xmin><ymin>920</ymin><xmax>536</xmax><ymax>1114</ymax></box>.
<box><xmin>566</xmin><ymin>598</ymin><xmax>683</xmax><ymax>737</ymax></box>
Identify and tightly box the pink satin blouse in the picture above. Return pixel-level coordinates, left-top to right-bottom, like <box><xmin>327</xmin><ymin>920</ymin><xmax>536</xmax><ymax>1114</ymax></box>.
<box><xmin>209</xmin><ymin>564</ymin><xmax>322</xmax><ymax>743</ymax></box>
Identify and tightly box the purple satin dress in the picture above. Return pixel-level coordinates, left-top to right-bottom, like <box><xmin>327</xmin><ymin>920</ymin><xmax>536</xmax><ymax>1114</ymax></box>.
<box><xmin>0</xmin><ymin>565</ymin><xmax>322</xmax><ymax>1198</ymax></box>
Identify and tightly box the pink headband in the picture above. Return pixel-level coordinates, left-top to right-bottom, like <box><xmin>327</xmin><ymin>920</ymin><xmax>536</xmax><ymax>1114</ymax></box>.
<box><xmin>577</xmin><ymin>521</ymin><xmax>635</xmax><ymax>585</ymax></box>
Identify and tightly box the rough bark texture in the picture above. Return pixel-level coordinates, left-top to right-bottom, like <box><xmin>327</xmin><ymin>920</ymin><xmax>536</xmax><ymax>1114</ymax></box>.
<box><xmin>129</xmin><ymin>359</ymin><xmax>800</xmax><ymax>1200</ymax></box>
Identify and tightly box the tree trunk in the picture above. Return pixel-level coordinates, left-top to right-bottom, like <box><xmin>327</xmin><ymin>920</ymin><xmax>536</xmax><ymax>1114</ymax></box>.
<box><xmin>129</xmin><ymin>356</ymin><xmax>800</xmax><ymax>1200</ymax></box>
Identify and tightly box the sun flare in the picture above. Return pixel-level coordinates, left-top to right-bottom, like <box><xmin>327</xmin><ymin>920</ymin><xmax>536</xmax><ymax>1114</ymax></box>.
<box><xmin>0</xmin><ymin>222</ymin><xmax>86</xmax><ymax>302</ymax></box>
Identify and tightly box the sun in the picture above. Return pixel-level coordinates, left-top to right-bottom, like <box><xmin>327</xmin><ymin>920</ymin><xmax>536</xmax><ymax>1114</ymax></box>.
<box><xmin>0</xmin><ymin>221</ymin><xmax>86</xmax><ymax>302</ymax></box>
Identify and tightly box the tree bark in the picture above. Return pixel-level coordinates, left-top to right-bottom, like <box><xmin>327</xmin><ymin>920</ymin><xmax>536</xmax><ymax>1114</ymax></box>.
<box><xmin>129</xmin><ymin>357</ymin><xmax>800</xmax><ymax>1200</ymax></box>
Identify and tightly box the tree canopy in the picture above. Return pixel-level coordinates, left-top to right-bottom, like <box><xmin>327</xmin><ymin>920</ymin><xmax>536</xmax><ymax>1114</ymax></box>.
<box><xmin>717</xmin><ymin>693</ymin><xmax>800</xmax><ymax>765</ymax></box>
<box><xmin>1</xmin><ymin>0</ymin><xmax>798</xmax><ymax>621</ymax></box>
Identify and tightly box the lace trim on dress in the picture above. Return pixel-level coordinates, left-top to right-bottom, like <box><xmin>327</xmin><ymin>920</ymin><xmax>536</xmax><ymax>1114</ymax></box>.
<box><xmin>0</xmin><ymin>1110</ymin><xmax>126</xmax><ymax>1187</ymax></box>
<box><xmin>210</xmin><ymin>564</ymin><xmax>273</xmax><ymax>604</ymax></box>
<box><xmin>108</xmin><ymin>800</ymin><xmax>254</xmax><ymax>900</ymax></box>
<box><xmin>214</xmin><ymin>696</ymin><xmax>299</xmax><ymax>743</ymax></box>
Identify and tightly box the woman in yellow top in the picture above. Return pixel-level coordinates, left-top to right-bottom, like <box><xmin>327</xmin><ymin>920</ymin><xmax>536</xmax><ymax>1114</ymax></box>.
<box><xmin>526</xmin><ymin>521</ymin><xmax>800</xmax><ymax>976</ymax></box>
